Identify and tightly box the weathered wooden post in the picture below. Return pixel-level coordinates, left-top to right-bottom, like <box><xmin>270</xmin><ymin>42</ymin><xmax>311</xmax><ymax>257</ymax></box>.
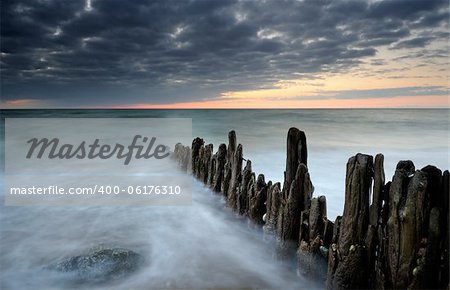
<box><xmin>327</xmin><ymin>153</ymin><xmax>374</xmax><ymax>290</ymax></box>
<box><xmin>277</xmin><ymin>128</ymin><xmax>313</xmax><ymax>259</ymax></box>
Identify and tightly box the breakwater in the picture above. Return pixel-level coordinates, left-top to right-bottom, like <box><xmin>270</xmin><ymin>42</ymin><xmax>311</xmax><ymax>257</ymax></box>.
<box><xmin>173</xmin><ymin>128</ymin><xmax>449</xmax><ymax>289</ymax></box>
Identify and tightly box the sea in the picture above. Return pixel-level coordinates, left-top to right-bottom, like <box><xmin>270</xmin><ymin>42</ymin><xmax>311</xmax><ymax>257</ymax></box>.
<box><xmin>0</xmin><ymin>109</ymin><xmax>448</xmax><ymax>289</ymax></box>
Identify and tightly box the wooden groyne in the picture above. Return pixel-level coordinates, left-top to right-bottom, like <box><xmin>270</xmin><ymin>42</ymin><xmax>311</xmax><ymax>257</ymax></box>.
<box><xmin>173</xmin><ymin>128</ymin><xmax>449</xmax><ymax>289</ymax></box>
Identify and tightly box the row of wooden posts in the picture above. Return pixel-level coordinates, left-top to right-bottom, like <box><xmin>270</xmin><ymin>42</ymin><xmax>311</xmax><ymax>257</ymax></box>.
<box><xmin>173</xmin><ymin>128</ymin><xmax>449</xmax><ymax>289</ymax></box>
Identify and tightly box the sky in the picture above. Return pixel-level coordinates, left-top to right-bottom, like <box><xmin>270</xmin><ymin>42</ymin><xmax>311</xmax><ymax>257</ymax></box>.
<box><xmin>1</xmin><ymin>0</ymin><xmax>449</xmax><ymax>108</ymax></box>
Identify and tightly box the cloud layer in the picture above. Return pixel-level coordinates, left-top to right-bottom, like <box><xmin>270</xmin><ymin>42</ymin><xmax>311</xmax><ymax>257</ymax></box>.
<box><xmin>1</xmin><ymin>0</ymin><xmax>448</xmax><ymax>106</ymax></box>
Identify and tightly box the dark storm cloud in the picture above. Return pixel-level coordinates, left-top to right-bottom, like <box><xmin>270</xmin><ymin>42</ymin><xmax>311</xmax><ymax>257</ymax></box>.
<box><xmin>391</xmin><ymin>36</ymin><xmax>434</xmax><ymax>49</ymax></box>
<box><xmin>1</xmin><ymin>0</ymin><xmax>448</xmax><ymax>106</ymax></box>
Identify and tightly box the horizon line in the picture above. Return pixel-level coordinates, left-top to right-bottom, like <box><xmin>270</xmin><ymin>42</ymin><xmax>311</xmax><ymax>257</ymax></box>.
<box><xmin>2</xmin><ymin>107</ymin><xmax>449</xmax><ymax>110</ymax></box>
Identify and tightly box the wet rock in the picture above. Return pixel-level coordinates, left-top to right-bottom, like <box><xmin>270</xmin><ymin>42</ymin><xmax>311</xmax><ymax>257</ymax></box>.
<box><xmin>47</xmin><ymin>248</ymin><xmax>143</xmax><ymax>284</ymax></box>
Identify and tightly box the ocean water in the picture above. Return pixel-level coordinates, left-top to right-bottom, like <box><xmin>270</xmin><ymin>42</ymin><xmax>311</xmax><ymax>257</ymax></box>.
<box><xmin>0</xmin><ymin>109</ymin><xmax>448</xmax><ymax>289</ymax></box>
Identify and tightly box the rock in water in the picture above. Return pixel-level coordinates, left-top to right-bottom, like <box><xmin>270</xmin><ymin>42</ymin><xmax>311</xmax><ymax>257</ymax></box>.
<box><xmin>47</xmin><ymin>248</ymin><xmax>143</xmax><ymax>284</ymax></box>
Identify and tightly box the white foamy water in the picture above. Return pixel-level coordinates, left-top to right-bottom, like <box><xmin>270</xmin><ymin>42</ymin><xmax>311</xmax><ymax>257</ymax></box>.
<box><xmin>0</xmin><ymin>180</ymin><xmax>320</xmax><ymax>289</ymax></box>
<box><xmin>1</xmin><ymin>109</ymin><xmax>448</xmax><ymax>289</ymax></box>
